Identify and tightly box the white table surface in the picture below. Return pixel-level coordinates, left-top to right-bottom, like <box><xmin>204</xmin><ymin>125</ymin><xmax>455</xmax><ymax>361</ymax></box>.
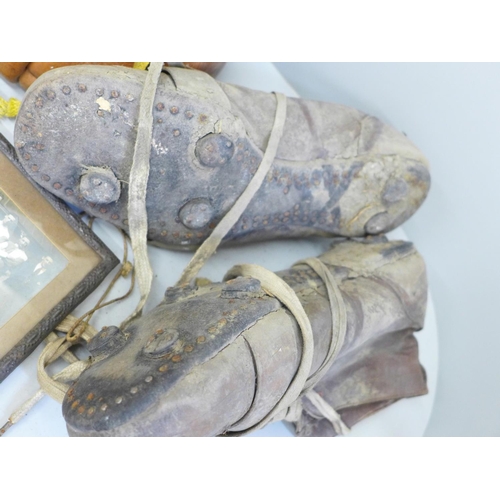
<box><xmin>0</xmin><ymin>63</ymin><xmax>438</xmax><ymax>437</ymax></box>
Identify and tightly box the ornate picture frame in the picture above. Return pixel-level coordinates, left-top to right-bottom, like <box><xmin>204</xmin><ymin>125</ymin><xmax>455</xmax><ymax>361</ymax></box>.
<box><xmin>0</xmin><ymin>133</ymin><xmax>118</xmax><ymax>382</ymax></box>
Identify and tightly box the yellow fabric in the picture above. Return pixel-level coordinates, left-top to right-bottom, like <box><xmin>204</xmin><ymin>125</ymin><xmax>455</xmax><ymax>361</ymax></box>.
<box><xmin>133</xmin><ymin>62</ymin><xmax>150</xmax><ymax>70</ymax></box>
<box><xmin>0</xmin><ymin>97</ymin><xmax>21</xmax><ymax>118</ymax></box>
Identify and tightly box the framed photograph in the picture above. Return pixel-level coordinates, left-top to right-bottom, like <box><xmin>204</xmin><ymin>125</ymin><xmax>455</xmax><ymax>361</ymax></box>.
<box><xmin>0</xmin><ymin>133</ymin><xmax>118</xmax><ymax>382</ymax></box>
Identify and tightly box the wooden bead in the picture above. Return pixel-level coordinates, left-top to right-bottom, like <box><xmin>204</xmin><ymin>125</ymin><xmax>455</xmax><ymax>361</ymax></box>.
<box><xmin>0</xmin><ymin>62</ymin><xmax>29</xmax><ymax>82</ymax></box>
<box><xmin>18</xmin><ymin>68</ymin><xmax>37</xmax><ymax>89</ymax></box>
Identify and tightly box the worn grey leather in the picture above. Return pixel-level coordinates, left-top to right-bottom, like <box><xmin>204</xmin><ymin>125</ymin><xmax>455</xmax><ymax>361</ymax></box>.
<box><xmin>13</xmin><ymin>66</ymin><xmax>429</xmax><ymax>249</ymax></box>
<box><xmin>62</xmin><ymin>238</ymin><xmax>428</xmax><ymax>437</ymax></box>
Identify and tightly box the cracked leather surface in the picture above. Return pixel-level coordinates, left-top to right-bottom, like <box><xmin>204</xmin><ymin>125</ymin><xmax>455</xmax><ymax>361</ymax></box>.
<box><xmin>62</xmin><ymin>238</ymin><xmax>428</xmax><ymax>437</ymax></box>
<box><xmin>13</xmin><ymin>66</ymin><xmax>430</xmax><ymax>249</ymax></box>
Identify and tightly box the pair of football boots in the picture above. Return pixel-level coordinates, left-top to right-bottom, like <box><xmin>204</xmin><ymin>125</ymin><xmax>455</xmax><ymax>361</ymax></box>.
<box><xmin>14</xmin><ymin>65</ymin><xmax>430</xmax><ymax>437</ymax></box>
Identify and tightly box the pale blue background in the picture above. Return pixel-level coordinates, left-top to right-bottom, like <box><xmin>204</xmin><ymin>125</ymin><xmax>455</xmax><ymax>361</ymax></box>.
<box><xmin>275</xmin><ymin>63</ymin><xmax>500</xmax><ymax>436</ymax></box>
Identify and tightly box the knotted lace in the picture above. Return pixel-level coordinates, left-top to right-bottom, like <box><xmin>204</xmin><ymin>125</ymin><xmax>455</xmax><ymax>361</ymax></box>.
<box><xmin>224</xmin><ymin>257</ymin><xmax>349</xmax><ymax>436</ymax></box>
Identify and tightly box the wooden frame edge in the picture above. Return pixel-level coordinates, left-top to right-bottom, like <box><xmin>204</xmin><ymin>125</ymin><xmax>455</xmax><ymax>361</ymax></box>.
<box><xmin>0</xmin><ymin>133</ymin><xmax>119</xmax><ymax>382</ymax></box>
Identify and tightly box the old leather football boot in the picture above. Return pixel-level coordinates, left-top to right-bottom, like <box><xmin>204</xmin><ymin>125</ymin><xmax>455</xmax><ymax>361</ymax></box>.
<box><xmin>14</xmin><ymin>65</ymin><xmax>430</xmax><ymax>249</ymax></box>
<box><xmin>62</xmin><ymin>238</ymin><xmax>428</xmax><ymax>437</ymax></box>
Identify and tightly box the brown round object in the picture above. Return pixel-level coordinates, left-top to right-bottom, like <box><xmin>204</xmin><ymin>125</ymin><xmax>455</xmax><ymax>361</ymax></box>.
<box><xmin>18</xmin><ymin>68</ymin><xmax>37</xmax><ymax>90</ymax></box>
<box><xmin>0</xmin><ymin>62</ymin><xmax>29</xmax><ymax>82</ymax></box>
